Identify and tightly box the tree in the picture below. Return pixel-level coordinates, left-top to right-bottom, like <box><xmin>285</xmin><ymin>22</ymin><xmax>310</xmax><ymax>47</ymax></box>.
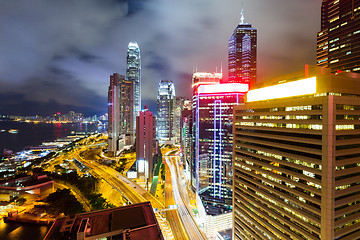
<box><xmin>46</xmin><ymin>188</ymin><xmax>84</xmax><ymax>216</ymax></box>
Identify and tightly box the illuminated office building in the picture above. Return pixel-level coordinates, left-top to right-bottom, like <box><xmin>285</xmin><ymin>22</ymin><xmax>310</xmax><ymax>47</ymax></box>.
<box><xmin>192</xmin><ymin>72</ymin><xmax>223</xmax><ymax>87</ymax></box>
<box><xmin>136</xmin><ymin>109</ymin><xmax>156</xmax><ymax>180</ymax></box>
<box><xmin>108</xmin><ymin>73</ymin><xmax>121</xmax><ymax>156</ymax></box>
<box><xmin>119</xmin><ymin>76</ymin><xmax>134</xmax><ymax>145</ymax></box>
<box><xmin>191</xmin><ymin>72</ymin><xmax>223</xmax><ymax>190</ymax></box>
<box><xmin>174</xmin><ymin>97</ymin><xmax>185</xmax><ymax>144</ymax></box>
<box><xmin>228</xmin><ymin>9</ymin><xmax>257</xmax><ymax>86</ymax></box>
<box><xmin>181</xmin><ymin>99</ymin><xmax>192</xmax><ymax>180</ymax></box>
<box><xmin>233</xmin><ymin>66</ymin><xmax>360</xmax><ymax>240</ymax></box>
<box><xmin>317</xmin><ymin>0</ymin><xmax>360</xmax><ymax>73</ymax></box>
<box><xmin>192</xmin><ymin>72</ymin><xmax>249</xmax><ymax>215</ymax></box>
<box><xmin>126</xmin><ymin>42</ymin><xmax>141</xmax><ymax>131</ymax></box>
<box><xmin>157</xmin><ymin>80</ymin><xmax>176</xmax><ymax>143</ymax></box>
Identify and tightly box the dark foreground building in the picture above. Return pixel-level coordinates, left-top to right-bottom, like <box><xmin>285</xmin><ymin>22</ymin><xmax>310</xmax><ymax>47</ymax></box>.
<box><xmin>44</xmin><ymin>202</ymin><xmax>163</xmax><ymax>240</ymax></box>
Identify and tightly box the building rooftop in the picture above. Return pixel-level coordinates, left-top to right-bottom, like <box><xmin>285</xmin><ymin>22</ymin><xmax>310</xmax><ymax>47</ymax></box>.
<box><xmin>44</xmin><ymin>202</ymin><xmax>163</xmax><ymax>240</ymax></box>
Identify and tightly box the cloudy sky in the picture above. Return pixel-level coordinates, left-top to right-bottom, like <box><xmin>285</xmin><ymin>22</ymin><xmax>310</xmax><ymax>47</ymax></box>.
<box><xmin>0</xmin><ymin>0</ymin><xmax>322</xmax><ymax>116</ymax></box>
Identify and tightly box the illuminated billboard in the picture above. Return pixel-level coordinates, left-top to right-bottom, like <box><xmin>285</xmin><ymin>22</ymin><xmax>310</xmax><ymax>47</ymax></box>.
<box><xmin>198</xmin><ymin>83</ymin><xmax>249</xmax><ymax>94</ymax></box>
<box><xmin>247</xmin><ymin>77</ymin><xmax>317</xmax><ymax>102</ymax></box>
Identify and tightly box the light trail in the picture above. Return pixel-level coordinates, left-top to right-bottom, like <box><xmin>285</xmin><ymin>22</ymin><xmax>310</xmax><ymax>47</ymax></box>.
<box><xmin>165</xmin><ymin>156</ymin><xmax>206</xmax><ymax>240</ymax></box>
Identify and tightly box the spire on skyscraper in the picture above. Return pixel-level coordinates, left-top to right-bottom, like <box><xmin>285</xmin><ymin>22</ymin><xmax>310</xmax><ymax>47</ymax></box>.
<box><xmin>240</xmin><ymin>8</ymin><xmax>245</xmax><ymax>24</ymax></box>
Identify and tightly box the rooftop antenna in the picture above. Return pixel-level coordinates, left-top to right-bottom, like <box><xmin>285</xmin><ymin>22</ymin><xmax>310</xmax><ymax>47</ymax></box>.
<box><xmin>240</xmin><ymin>3</ymin><xmax>245</xmax><ymax>24</ymax></box>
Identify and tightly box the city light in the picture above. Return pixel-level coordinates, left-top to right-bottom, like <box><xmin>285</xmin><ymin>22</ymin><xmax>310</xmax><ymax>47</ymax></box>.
<box><xmin>247</xmin><ymin>77</ymin><xmax>317</xmax><ymax>102</ymax></box>
<box><xmin>198</xmin><ymin>83</ymin><xmax>249</xmax><ymax>94</ymax></box>
<box><xmin>138</xmin><ymin>159</ymin><xmax>145</xmax><ymax>173</ymax></box>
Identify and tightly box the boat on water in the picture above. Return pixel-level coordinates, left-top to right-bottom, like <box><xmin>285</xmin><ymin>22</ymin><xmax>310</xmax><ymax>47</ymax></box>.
<box><xmin>8</xmin><ymin>129</ymin><xmax>19</xmax><ymax>134</ymax></box>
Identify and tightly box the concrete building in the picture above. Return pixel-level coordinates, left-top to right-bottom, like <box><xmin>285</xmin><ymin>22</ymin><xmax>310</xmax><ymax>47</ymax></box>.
<box><xmin>157</xmin><ymin>80</ymin><xmax>175</xmax><ymax>143</ymax></box>
<box><xmin>317</xmin><ymin>0</ymin><xmax>360</xmax><ymax>73</ymax></box>
<box><xmin>136</xmin><ymin>109</ymin><xmax>156</xmax><ymax>181</ymax></box>
<box><xmin>228</xmin><ymin>9</ymin><xmax>257</xmax><ymax>86</ymax></box>
<box><xmin>108</xmin><ymin>73</ymin><xmax>122</xmax><ymax>156</ymax></box>
<box><xmin>233</xmin><ymin>66</ymin><xmax>360</xmax><ymax>240</ymax></box>
<box><xmin>44</xmin><ymin>202</ymin><xmax>163</xmax><ymax>240</ymax></box>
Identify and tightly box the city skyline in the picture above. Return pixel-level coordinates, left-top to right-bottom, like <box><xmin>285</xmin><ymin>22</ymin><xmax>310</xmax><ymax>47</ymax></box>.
<box><xmin>0</xmin><ymin>0</ymin><xmax>321</xmax><ymax>116</ymax></box>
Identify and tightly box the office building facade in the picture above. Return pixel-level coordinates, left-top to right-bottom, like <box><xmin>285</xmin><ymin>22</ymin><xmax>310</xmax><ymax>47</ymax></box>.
<box><xmin>181</xmin><ymin>99</ymin><xmax>192</xmax><ymax>180</ymax></box>
<box><xmin>192</xmin><ymin>79</ymin><xmax>249</xmax><ymax>215</ymax></box>
<box><xmin>233</xmin><ymin>67</ymin><xmax>360</xmax><ymax>239</ymax></box>
<box><xmin>136</xmin><ymin>109</ymin><xmax>156</xmax><ymax>180</ymax></box>
<box><xmin>157</xmin><ymin>80</ymin><xmax>176</xmax><ymax>143</ymax></box>
<box><xmin>119</xmin><ymin>75</ymin><xmax>134</xmax><ymax>145</ymax></box>
<box><xmin>228</xmin><ymin>9</ymin><xmax>257</xmax><ymax>86</ymax></box>
<box><xmin>317</xmin><ymin>0</ymin><xmax>360</xmax><ymax>73</ymax></box>
<box><xmin>108</xmin><ymin>73</ymin><xmax>122</xmax><ymax>156</ymax></box>
<box><xmin>126</xmin><ymin>42</ymin><xmax>141</xmax><ymax>130</ymax></box>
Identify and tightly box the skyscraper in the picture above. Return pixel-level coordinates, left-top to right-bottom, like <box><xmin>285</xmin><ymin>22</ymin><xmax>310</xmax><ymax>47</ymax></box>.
<box><xmin>126</xmin><ymin>42</ymin><xmax>141</xmax><ymax>131</ymax></box>
<box><xmin>192</xmin><ymin>77</ymin><xmax>248</xmax><ymax>212</ymax></box>
<box><xmin>233</xmin><ymin>66</ymin><xmax>360</xmax><ymax>240</ymax></box>
<box><xmin>108</xmin><ymin>73</ymin><xmax>122</xmax><ymax>156</ymax></box>
<box><xmin>192</xmin><ymin>72</ymin><xmax>249</xmax><ymax>237</ymax></box>
<box><xmin>157</xmin><ymin>80</ymin><xmax>175</xmax><ymax>143</ymax></box>
<box><xmin>228</xmin><ymin>9</ymin><xmax>257</xmax><ymax>86</ymax></box>
<box><xmin>136</xmin><ymin>109</ymin><xmax>156</xmax><ymax>181</ymax></box>
<box><xmin>180</xmin><ymin>99</ymin><xmax>192</xmax><ymax>180</ymax></box>
<box><xmin>317</xmin><ymin>0</ymin><xmax>360</xmax><ymax>73</ymax></box>
<box><xmin>119</xmin><ymin>76</ymin><xmax>134</xmax><ymax>145</ymax></box>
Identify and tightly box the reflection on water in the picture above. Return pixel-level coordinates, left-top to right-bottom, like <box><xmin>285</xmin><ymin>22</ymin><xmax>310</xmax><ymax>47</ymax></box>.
<box><xmin>0</xmin><ymin>121</ymin><xmax>106</xmax><ymax>153</ymax></box>
<box><xmin>0</xmin><ymin>219</ymin><xmax>49</xmax><ymax>240</ymax></box>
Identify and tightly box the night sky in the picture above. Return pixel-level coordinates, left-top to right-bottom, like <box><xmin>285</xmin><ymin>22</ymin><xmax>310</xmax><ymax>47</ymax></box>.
<box><xmin>0</xmin><ymin>0</ymin><xmax>322</xmax><ymax>116</ymax></box>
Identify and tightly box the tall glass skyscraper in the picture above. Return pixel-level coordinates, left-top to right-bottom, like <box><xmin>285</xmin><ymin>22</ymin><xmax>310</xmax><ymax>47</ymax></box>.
<box><xmin>126</xmin><ymin>42</ymin><xmax>141</xmax><ymax>131</ymax></box>
<box><xmin>317</xmin><ymin>0</ymin><xmax>360</xmax><ymax>73</ymax></box>
<box><xmin>108</xmin><ymin>73</ymin><xmax>122</xmax><ymax>156</ymax></box>
<box><xmin>192</xmin><ymin>73</ymin><xmax>249</xmax><ymax>216</ymax></box>
<box><xmin>228</xmin><ymin>9</ymin><xmax>257</xmax><ymax>87</ymax></box>
<box><xmin>157</xmin><ymin>80</ymin><xmax>175</xmax><ymax>143</ymax></box>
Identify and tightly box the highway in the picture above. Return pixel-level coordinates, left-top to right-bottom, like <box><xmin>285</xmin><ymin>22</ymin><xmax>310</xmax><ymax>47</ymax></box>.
<box><xmin>164</xmin><ymin>163</ymin><xmax>190</xmax><ymax>240</ymax></box>
<box><xmin>42</xmin><ymin>135</ymin><xmax>194</xmax><ymax>239</ymax></box>
<box><xmin>165</xmin><ymin>153</ymin><xmax>206</xmax><ymax>240</ymax></box>
<box><xmin>75</xmin><ymin>152</ymin><xmax>180</xmax><ymax>240</ymax></box>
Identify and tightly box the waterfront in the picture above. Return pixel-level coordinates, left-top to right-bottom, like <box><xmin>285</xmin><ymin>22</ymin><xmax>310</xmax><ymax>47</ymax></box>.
<box><xmin>0</xmin><ymin>219</ymin><xmax>49</xmax><ymax>240</ymax></box>
<box><xmin>0</xmin><ymin>120</ymin><xmax>105</xmax><ymax>154</ymax></box>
